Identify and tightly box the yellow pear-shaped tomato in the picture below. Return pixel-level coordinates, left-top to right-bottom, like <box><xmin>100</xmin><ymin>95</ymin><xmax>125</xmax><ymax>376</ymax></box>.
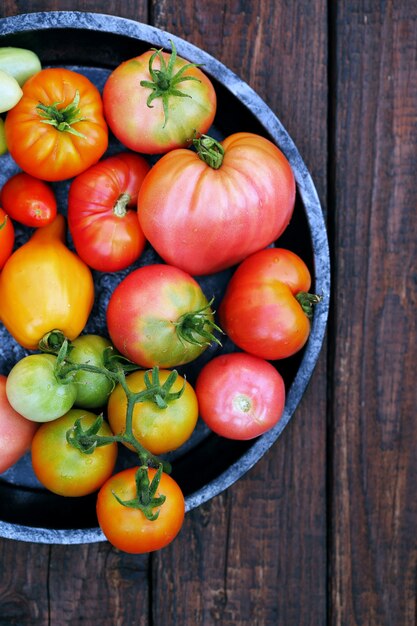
<box><xmin>0</xmin><ymin>214</ymin><xmax>94</xmax><ymax>350</ymax></box>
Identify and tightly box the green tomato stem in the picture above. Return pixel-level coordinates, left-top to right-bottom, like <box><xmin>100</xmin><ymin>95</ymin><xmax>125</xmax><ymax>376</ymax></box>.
<box><xmin>193</xmin><ymin>134</ymin><xmax>225</xmax><ymax>169</ymax></box>
<box><xmin>295</xmin><ymin>292</ymin><xmax>323</xmax><ymax>320</ymax></box>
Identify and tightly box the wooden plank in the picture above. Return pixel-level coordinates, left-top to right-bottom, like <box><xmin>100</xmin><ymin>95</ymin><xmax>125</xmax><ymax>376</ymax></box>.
<box><xmin>330</xmin><ymin>2</ymin><xmax>417</xmax><ymax>624</ymax></box>
<box><xmin>150</xmin><ymin>2</ymin><xmax>329</xmax><ymax>624</ymax></box>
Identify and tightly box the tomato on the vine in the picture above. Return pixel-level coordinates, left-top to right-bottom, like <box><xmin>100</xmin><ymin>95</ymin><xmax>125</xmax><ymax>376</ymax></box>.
<box><xmin>103</xmin><ymin>41</ymin><xmax>216</xmax><ymax>155</ymax></box>
<box><xmin>108</xmin><ymin>369</ymin><xmax>198</xmax><ymax>455</ymax></box>
<box><xmin>1</xmin><ymin>172</ymin><xmax>57</xmax><ymax>228</ymax></box>
<box><xmin>6</xmin><ymin>353</ymin><xmax>77</xmax><ymax>423</ymax></box>
<box><xmin>5</xmin><ymin>67</ymin><xmax>108</xmax><ymax>181</ymax></box>
<box><xmin>31</xmin><ymin>408</ymin><xmax>117</xmax><ymax>497</ymax></box>
<box><xmin>68</xmin><ymin>334</ymin><xmax>114</xmax><ymax>409</ymax></box>
<box><xmin>106</xmin><ymin>264</ymin><xmax>221</xmax><ymax>368</ymax></box>
<box><xmin>0</xmin><ymin>374</ymin><xmax>38</xmax><ymax>474</ymax></box>
<box><xmin>219</xmin><ymin>247</ymin><xmax>321</xmax><ymax>360</ymax></box>
<box><xmin>68</xmin><ymin>152</ymin><xmax>150</xmax><ymax>272</ymax></box>
<box><xmin>137</xmin><ymin>132</ymin><xmax>295</xmax><ymax>275</ymax></box>
<box><xmin>96</xmin><ymin>466</ymin><xmax>185</xmax><ymax>554</ymax></box>
<box><xmin>195</xmin><ymin>352</ymin><xmax>286</xmax><ymax>440</ymax></box>
<box><xmin>0</xmin><ymin>208</ymin><xmax>14</xmax><ymax>270</ymax></box>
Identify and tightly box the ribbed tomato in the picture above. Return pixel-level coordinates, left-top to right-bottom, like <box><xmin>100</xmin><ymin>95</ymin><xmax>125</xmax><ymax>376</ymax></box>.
<box><xmin>5</xmin><ymin>67</ymin><xmax>108</xmax><ymax>181</ymax></box>
<box><xmin>138</xmin><ymin>132</ymin><xmax>295</xmax><ymax>275</ymax></box>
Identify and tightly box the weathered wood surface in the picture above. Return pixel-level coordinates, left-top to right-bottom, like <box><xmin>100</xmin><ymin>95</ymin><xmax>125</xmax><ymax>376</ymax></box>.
<box><xmin>0</xmin><ymin>1</ymin><xmax>415</xmax><ymax>624</ymax></box>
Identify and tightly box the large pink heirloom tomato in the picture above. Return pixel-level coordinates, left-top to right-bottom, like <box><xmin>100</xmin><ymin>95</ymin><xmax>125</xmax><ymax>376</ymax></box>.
<box><xmin>137</xmin><ymin>132</ymin><xmax>296</xmax><ymax>276</ymax></box>
<box><xmin>103</xmin><ymin>41</ymin><xmax>217</xmax><ymax>154</ymax></box>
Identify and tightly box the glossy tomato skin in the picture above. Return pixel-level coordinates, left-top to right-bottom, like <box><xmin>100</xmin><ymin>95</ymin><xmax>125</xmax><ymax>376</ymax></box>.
<box><xmin>96</xmin><ymin>467</ymin><xmax>185</xmax><ymax>554</ymax></box>
<box><xmin>6</xmin><ymin>353</ymin><xmax>77</xmax><ymax>423</ymax></box>
<box><xmin>69</xmin><ymin>334</ymin><xmax>114</xmax><ymax>409</ymax></box>
<box><xmin>0</xmin><ymin>208</ymin><xmax>14</xmax><ymax>270</ymax></box>
<box><xmin>1</xmin><ymin>172</ymin><xmax>57</xmax><ymax>227</ymax></box>
<box><xmin>137</xmin><ymin>132</ymin><xmax>296</xmax><ymax>275</ymax></box>
<box><xmin>195</xmin><ymin>352</ymin><xmax>286</xmax><ymax>440</ymax></box>
<box><xmin>103</xmin><ymin>50</ymin><xmax>216</xmax><ymax>154</ymax></box>
<box><xmin>219</xmin><ymin>248</ymin><xmax>313</xmax><ymax>360</ymax></box>
<box><xmin>107</xmin><ymin>369</ymin><xmax>198</xmax><ymax>455</ymax></box>
<box><xmin>68</xmin><ymin>152</ymin><xmax>150</xmax><ymax>272</ymax></box>
<box><xmin>31</xmin><ymin>409</ymin><xmax>117</xmax><ymax>497</ymax></box>
<box><xmin>5</xmin><ymin>68</ymin><xmax>108</xmax><ymax>181</ymax></box>
<box><xmin>106</xmin><ymin>264</ymin><xmax>216</xmax><ymax>368</ymax></box>
<box><xmin>0</xmin><ymin>374</ymin><xmax>38</xmax><ymax>474</ymax></box>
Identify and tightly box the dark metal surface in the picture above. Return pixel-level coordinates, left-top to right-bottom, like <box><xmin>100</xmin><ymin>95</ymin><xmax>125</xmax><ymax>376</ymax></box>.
<box><xmin>0</xmin><ymin>11</ymin><xmax>330</xmax><ymax>543</ymax></box>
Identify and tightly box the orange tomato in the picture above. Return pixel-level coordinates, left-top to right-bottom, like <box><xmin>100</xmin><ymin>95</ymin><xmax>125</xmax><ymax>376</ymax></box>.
<box><xmin>5</xmin><ymin>67</ymin><xmax>108</xmax><ymax>181</ymax></box>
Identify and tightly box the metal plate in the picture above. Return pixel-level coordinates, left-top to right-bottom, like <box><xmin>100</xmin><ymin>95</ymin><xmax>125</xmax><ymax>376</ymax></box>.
<box><xmin>0</xmin><ymin>11</ymin><xmax>330</xmax><ymax>544</ymax></box>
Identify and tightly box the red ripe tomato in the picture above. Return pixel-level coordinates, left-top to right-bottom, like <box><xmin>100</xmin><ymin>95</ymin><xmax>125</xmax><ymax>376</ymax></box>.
<box><xmin>1</xmin><ymin>172</ymin><xmax>57</xmax><ymax>227</ymax></box>
<box><xmin>195</xmin><ymin>352</ymin><xmax>286</xmax><ymax>440</ymax></box>
<box><xmin>0</xmin><ymin>374</ymin><xmax>38</xmax><ymax>474</ymax></box>
<box><xmin>137</xmin><ymin>132</ymin><xmax>295</xmax><ymax>275</ymax></box>
<box><xmin>103</xmin><ymin>41</ymin><xmax>216</xmax><ymax>154</ymax></box>
<box><xmin>106</xmin><ymin>264</ymin><xmax>220</xmax><ymax>368</ymax></box>
<box><xmin>5</xmin><ymin>68</ymin><xmax>108</xmax><ymax>181</ymax></box>
<box><xmin>96</xmin><ymin>466</ymin><xmax>185</xmax><ymax>554</ymax></box>
<box><xmin>68</xmin><ymin>152</ymin><xmax>150</xmax><ymax>272</ymax></box>
<box><xmin>219</xmin><ymin>247</ymin><xmax>318</xmax><ymax>360</ymax></box>
<box><xmin>0</xmin><ymin>208</ymin><xmax>14</xmax><ymax>269</ymax></box>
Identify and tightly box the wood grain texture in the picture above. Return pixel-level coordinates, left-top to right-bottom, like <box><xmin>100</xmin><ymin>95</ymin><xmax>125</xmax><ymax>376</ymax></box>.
<box><xmin>330</xmin><ymin>1</ymin><xmax>417</xmax><ymax>624</ymax></box>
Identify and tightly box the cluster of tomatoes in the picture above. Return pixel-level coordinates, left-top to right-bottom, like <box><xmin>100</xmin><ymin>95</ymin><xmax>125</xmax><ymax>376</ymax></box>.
<box><xmin>0</xmin><ymin>42</ymin><xmax>319</xmax><ymax>554</ymax></box>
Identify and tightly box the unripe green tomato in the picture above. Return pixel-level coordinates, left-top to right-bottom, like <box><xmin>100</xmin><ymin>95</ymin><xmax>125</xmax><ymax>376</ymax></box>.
<box><xmin>0</xmin><ymin>118</ymin><xmax>7</xmax><ymax>155</ymax></box>
<box><xmin>0</xmin><ymin>47</ymin><xmax>42</xmax><ymax>86</ymax></box>
<box><xmin>69</xmin><ymin>334</ymin><xmax>114</xmax><ymax>409</ymax></box>
<box><xmin>0</xmin><ymin>69</ymin><xmax>22</xmax><ymax>113</ymax></box>
<box><xmin>6</xmin><ymin>353</ymin><xmax>77</xmax><ymax>422</ymax></box>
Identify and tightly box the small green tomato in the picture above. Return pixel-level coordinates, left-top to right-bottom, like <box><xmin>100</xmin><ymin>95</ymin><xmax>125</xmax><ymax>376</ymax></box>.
<box><xmin>0</xmin><ymin>47</ymin><xmax>42</xmax><ymax>86</ymax></box>
<box><xmin>0</xmin><ymin>69</ymin><xmax>23</xmax><ymax>113</ymax></box>
<box><xmin>6</xmin><ymin>354</ymin><xmax>77</xmax><ymax>422</ymax></box>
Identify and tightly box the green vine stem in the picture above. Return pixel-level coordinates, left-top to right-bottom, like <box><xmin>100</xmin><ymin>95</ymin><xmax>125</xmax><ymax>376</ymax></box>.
<box><xmin>40</xmin><ymin>335</ymin><xmax>176</xmax><ymax>474</ymax></box>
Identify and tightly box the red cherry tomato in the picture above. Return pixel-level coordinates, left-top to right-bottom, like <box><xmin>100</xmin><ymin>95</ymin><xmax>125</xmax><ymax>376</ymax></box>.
<box><xmin>1</xmin><ymin>172</ymin><xmax>57</xmax><ymax>228</ymax></box>
<box><xmin>195</xmin><ymin>352</ymin><xmax>286</xmax><ymax>440</ymax></box>
<box><xmin>68</xmin><ymin>152</ymin><xmax>150</xmax><ymax>272</ymax></box>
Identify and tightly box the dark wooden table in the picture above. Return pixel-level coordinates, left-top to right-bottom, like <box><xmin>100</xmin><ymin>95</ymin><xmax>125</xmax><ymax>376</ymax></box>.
<box><xmin>1</xmin><ymin>1</ymin><xmax>416</xmax><ymax>624</ymax></box>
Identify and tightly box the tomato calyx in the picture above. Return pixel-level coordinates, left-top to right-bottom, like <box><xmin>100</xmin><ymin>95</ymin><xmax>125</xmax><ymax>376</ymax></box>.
<box><xmin>36</xmin><ymin>90</ymin><xmax>87</xmax><ymax>138</ymax></box>
<box><xmin>193</xmin><ymin>134</ymin><xmax>224</xmax><ymax>169</ymax></box>
<box><xmin>174</xmin><ymin>299</ymin><xmax>223</xmax><ymax>348</ymax></box>
<box><xmin>295</xmin><ymin>292</ymin><xmax>323</xmax><ymax>320</ymax></box>
<box><xmin>140</xmin><ymin>39</ymin><xmax>202</xmax><ymax>128</ymax></box>
<box><xmin>112</xmin><ymin>464</ymin><xmax>166</xmax><ymax>521</ymax></box>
